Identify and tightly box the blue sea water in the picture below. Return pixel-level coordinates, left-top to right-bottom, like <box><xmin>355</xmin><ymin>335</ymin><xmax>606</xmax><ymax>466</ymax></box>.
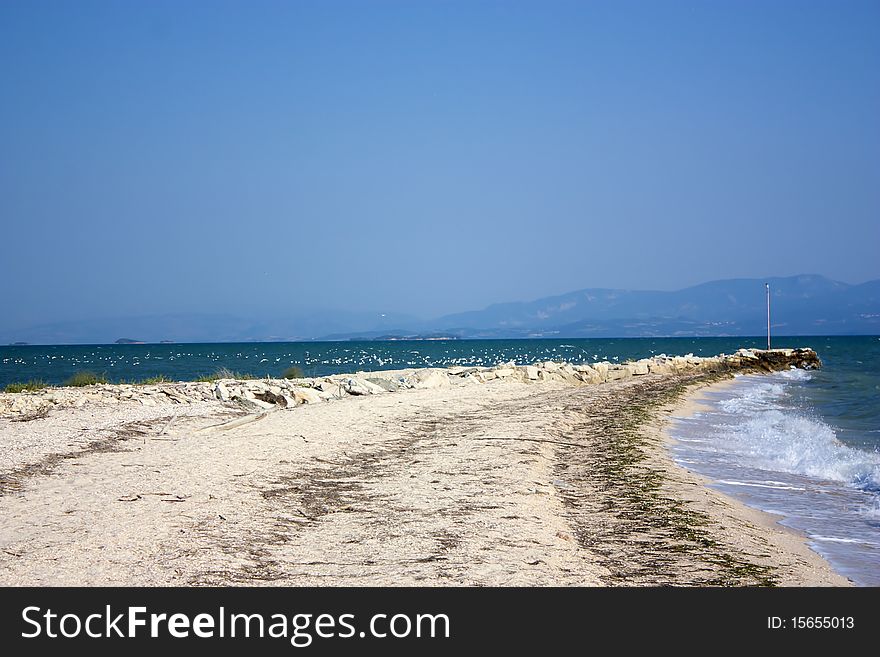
<box><xmin>2</xmin><ymin>335</ymin><xmax>878</xmax><ymax>583</ymax></box>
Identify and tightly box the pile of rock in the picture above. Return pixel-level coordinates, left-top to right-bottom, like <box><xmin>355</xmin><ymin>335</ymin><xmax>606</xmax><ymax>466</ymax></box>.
<box><xmin>0</xmin><ymin>348</ymin><xmax>820</xmax><ymax>419</ymax></box>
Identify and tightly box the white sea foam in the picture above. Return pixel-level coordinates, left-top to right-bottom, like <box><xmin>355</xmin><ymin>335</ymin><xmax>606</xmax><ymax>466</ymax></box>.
<box><xmin>810</xmin><ymin>535</ymin><xmax>871</xmax><ymax>545</ymax></box>
<box><xmin>858</xmin><ymin>499</ymin><xmax>880</xmax><ymax>520</ymax></box>
<box><xmin>718</xmin><ymin>381</ymin><xmax>786</xmax><ymax>414</ymax></box>
<box><xmin>716</xmin><ymin>479</ymin><xmax>807</xmax><ymax>491</ymax></box>
<box><xmin>714</xmin><ymin>409</ymin><xmax>880</xmax><ymax>488</ymax></box>
<box><xmin>706</xmin><ymin>375</ymin><xmax>880</xmax><ymax>490</ymax></box>
<box><xmin>778</xmin><ymin>367</ymin><xmax>813</xmax><ymax>382</ymax></box>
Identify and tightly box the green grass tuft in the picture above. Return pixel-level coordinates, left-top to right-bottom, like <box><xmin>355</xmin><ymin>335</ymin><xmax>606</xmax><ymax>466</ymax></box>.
<box><xmin>64</xmin><ymin>371</ymin><xmax>107</xmax><ymax>387</ymax></box>
<box><xmin>281</xmin><ymin>365</ymin><xmax>305</xmax><ymax>379</ymax></box>
<box><xmin>193</xmin><ymin>367</ymin><xmax>256</xmax><ymax>382</ymax></box>
<box><xmin>138</xmin><ymin>375</ymin><xmax>173</xmax><ymax>385</ymax></box>
<box><xmin>4</xmin><ymin>380</ymin><xmax>49</xmax><ymax>393</ymax></box>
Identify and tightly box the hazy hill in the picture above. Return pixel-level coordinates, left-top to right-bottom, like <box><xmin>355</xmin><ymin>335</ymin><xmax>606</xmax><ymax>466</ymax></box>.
<box><xmin>3</xmin><ymin>275</ymin><xmax>878</xmax><ymax>344</ymax></box>
<box><xmin>427</xmin><ymin>274</ymin><xmax>876</xmax><ymax>338</ymax></box>
<box><xmin>296</xmin><ymin>274</ymin><xmax>878</xmax><ymax>338</ymax></box>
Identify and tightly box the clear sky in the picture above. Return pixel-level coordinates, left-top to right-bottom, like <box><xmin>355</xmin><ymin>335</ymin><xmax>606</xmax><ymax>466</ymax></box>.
<box><xmin>2</xmin><ymin>0</ymin><xmax>879</xmax><ymax>331</ymax></box>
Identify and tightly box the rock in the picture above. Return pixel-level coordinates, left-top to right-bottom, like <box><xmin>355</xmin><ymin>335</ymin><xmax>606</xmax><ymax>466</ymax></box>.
<box><xmin>648</xmin><ymin>359</ymin><xmax>673</xmax><ymax>375</ymax></box>
<box><xmin>520</xmin><ymin>365</ymin><xmax>540</xmax><ymax>381</ymax></box>
<box><xmin>280</xmin><ymin>378</ymin><xmax>315</xmax><ymax>390</ymax></box>
<box><xmin>409</xmin><ymin>369</ymin><xmax>450</xmax><ymax>389</ymax></box>
<box><xmin>792</xmin><ymin>347</ymin><xmax>822</xmax><ymax>369</ymax></box>
<box><xmin>606</xmin><ymin>366</ymin><xmax>631</xmax><ymax>381</ymax></box>
<box><xmin>591</xmin><ymin>362</ymin><xmax>609</xmax><ymax>382</ymax></box>
<box><xmin>364</xmin><ymin>378</ymin><xmax>390</xmax><ymax>394</ymax></box>
<box><xmin>493</xmin><ymin>368</ymin><xmax>516</xmax><ymax>379</ymax></box>
<box><xmin>671</xmin><ymin>357</ymin><xmax>691</xmax><ymax>371</ymax></box>
<box><xmin>343</xmin><ymin>378</ymin><xmax>386</xmax><ymax>395</ymax></box>
<box><xmin>254</xmin><ymin>390</ymin><xmax>288</xmax><ymax>407</ymax></box>
<box><xmin>247</xmin><ymin>398</ymin><xmax>275</xmax><ymax>410</ymax></box>
<box><xmin>734</xmin><ymin>347</ymin><xmax>821</xmax><ymax>371</ymax></box>
<box><xmin>160</xmin><ymin>388</ymin><xmax>190</xmax><ymax>404</ymax></box>
<box><xmin>542</xmin><ymin>361</ymin><xmax>559</xmax><ymax>372</ymax></box>
<box><xmin>318</xmin><ymin>379</ymin><xmax>342</xmax><ymax>393</ymax></box>
<box><xmin>365</xmin><ymin>377</ymin><xmax>401</xmax><ymax>392</ymax></box>
<box><xmin>575</xmin><ymin>366</ymin><xmax>603</xmax><ymax>384</ymax></box>
<box><xmin>556</xmin><ymin>365</ymin><xmax>580</xmax><ymax>384</ymax></box>
<box><xmin>293</xmin><ymin>388</ymin><xmax>323</xmax><ymax>405</ymax></box>
<box><xmin>627</xmin><ymin>361</ymin><xmax>650</xmax><ymax>376</ymax></box>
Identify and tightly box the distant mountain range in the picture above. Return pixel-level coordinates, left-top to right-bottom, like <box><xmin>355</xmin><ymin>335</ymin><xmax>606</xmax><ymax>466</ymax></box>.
<box><xmin>5</xmin><ymin>275</ymin><xmax>879</xmax><ymax>344</ymax></box>
<box><xmin>412</xmin><ymin>274</ymin><xmax>880</xmax><ymax>339</ymax></box>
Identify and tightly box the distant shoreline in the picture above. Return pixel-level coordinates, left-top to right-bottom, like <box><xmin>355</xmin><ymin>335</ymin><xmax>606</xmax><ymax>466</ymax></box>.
<box><xmin>5</xmin><ymin>332</ymin><xmax>880</xmax><ymax>348</ymax></box>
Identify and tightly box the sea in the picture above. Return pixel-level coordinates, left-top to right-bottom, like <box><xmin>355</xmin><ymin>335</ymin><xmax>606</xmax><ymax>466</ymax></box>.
<box><xmin>2</xmin><ymin>335</ymin><xmax>878</xmax><ymax>585</ymax></box>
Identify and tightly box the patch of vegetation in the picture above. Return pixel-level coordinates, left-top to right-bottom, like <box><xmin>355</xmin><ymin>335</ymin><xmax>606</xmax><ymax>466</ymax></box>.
<box><xmin>560</xmin><ymin>371</ymin><xmax>776</xmax><ymax>586</ymax></box>
<box><xmin>4</xmin><ymin>380</ymin><xmax>49</xmax><ymax>393</ymax></box>
<box><xmin>137</xmin><ymin>375</ymin><xmax>174</xmax><ymax>385</ymax></box>
<box><xmin>282</xmin><ymin>365</ymin><xmax>305</xmax><ymax>379</ymax></box>
<box><xmin>193</xmin><ymin>367</ymin><xmax>256</xmax><ymax>382</ymax></box>
<box><xmin>64</xmin><ymin>371</ymin><xmax>107</xmax><ymax>387</ymax></box>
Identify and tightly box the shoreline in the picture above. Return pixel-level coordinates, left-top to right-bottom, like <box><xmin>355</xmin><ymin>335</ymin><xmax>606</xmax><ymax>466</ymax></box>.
<box><xmin>0</xmin><ymin>350</ymin><xmax>849</xmax><ymax>586</ymax></box>
<box><xmin>653</xmin><ymin>377</ymin><xmax>851</xmax><ymax>586</ymax></box>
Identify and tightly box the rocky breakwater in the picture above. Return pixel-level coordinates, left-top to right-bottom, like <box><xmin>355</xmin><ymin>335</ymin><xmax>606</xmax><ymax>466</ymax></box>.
<box><xmin>0</xmin><ymin>348</ymin><xmax>820</xmax><ymax>420</ymax></box>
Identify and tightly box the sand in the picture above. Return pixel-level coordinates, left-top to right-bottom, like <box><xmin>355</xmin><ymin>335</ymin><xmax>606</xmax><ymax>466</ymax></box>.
<box><xmin>0</xmin><ymin>372</ymin><xmax>849</xmax><ymax>586</ymax></box>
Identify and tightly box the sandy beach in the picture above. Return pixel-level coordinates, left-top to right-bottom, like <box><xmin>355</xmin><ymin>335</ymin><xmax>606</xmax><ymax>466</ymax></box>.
<box><xmin>0</xmin><ymin>357</ymin><xmax>848</xmax><ymax>586</ymax></box>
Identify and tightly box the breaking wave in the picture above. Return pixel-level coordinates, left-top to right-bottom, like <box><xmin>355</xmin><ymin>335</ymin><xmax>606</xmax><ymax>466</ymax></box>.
<box><xmin>711</xmin><ymin>376</ymin><xmax>880</xmax><ymax>491</ymax></box>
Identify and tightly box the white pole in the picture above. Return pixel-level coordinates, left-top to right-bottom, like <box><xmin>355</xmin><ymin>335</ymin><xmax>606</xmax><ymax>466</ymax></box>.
<box><xmin>766</xmin><ymin>283</ymin><xmax>771</xmax><ymax>350</ymax></box>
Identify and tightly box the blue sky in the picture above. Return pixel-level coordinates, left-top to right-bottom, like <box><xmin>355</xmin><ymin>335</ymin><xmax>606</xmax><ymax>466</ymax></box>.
<box><xmin>2</xmin><ymin>0</ymin><xmax>878</xmax><ymax>330</ymax></box>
